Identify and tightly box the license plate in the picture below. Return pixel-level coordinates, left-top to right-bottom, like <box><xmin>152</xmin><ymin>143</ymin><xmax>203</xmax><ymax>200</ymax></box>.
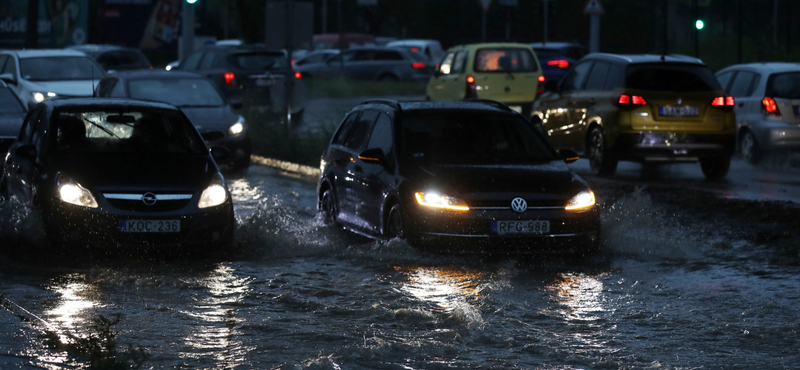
<box><xmin>120</xmin><ymin>220</ymin><xmax>180</xmax><ymax>233</ymax></box>
<box><xmin>659</xmin><ymin>106</ymin><xmax>699</xmax><ymax>117</ymax></box>
<box><xmin>508</xmin><ymin>105</ymin><xmax>523</xmax><ymax>113</ymax></box>
<box><xmin>492</xmin><ymin>220</ymin><xmax>550</xmax><ymax>235</ymax></box>
<box><xmin>254</xmin><ymin>78</ymin><xmax>273</xmax><ymax>87</ymax></box>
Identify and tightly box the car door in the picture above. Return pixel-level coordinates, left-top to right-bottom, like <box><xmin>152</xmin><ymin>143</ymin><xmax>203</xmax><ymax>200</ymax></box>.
<box><xmin>327</xmin><ymin>111</ymin><xmax>360</xmax><ymax>225</ymax></box>
<box><xmin>538</xmin><ymin>60</ymin><xmax>593</xmax><ymax>150</ymax></box>
<box><xmin>337</xmin><ymin>110</ymin><xmax>379</xmax><ymax>231</ymax></box>
<box><xmin>726</xmin><ymin>69</ymin><xmax>762</xmax><ymax>133</ymax></box>
<box><xmin>4</xmin><ymin>107</ymin><xmax>47</xmax><ymax>203</ymax></box>
<box><xmin>351</xmin><ymin>111</ymin><xmax>396</xmax><ymax>234</ymax></box>
<box><xmin>346</xmin><ymin>50</ymin><xmax>378</xmax><ymax>80</ymax></box>
<box><xmin>427</xmin><ymin>50</ymin><xmax>468</xmax><ymax>101</ymax></box>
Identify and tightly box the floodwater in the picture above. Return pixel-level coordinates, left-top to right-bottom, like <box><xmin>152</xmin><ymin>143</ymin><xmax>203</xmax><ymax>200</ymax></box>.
<box><xmin>1</xmin><ymin>165</ymin><xmax>799</xmax><ymax>369</ymax></box>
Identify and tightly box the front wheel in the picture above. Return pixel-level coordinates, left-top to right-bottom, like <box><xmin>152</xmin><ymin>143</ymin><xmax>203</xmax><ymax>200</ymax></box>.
<box><xmin>700</xmin><ymin>155</ymin><xmax>731</xmax><ymax>181</ymax></box>
<box><xmin>588</xmin><ymin>128</ymin><xmax>618</xmax><ymax>176</ymax></box>
<box><xmin>385</xmin><ymin>204</ymin><xmax>405</xmax><ymax>239</ymax></box>
<box><xmin>320</xmin><ymin>189</ymin><xmax>338</xmax><ymax>227</ymax></box>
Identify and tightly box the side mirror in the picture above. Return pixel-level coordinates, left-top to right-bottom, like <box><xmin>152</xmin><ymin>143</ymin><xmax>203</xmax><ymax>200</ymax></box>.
<box><xmin>557</xmin><ymin>148</ymin><xmax>580</xmax><ymax>164</ymax></box>
<box><xmin>210</xmin><ymin>146</ymin><xmax>231</xmax><ymax>161</ymax></box>
<box><xmin>229</xmin><ymin>97</ymin><xmax>243</xmax><ymax>110</ymax></box>
<box><xmin>545</xmin><ymin>80</ymin><xmax>558</xmax><ymax>93</ymax></box>
<box><xmin>357</xmin><ymin>148</ymin><xmax>384</xmax><ymax>164</ymax></box>
<box><xmin>0</xmin><ymin>72</ymin><xmax>16</xmax><ymax>85</ymax></box>
<box><xmin>14</xmin><ymin>144</ymin><xmax>37</xmax><ymax>161</ymax></box>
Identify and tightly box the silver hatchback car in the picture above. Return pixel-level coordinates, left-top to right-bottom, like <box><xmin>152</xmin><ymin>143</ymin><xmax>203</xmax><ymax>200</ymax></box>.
<box><xmin>716</xmin><ymin>63</ymin><xmax>800</xmax><ymax>164</ymax></box>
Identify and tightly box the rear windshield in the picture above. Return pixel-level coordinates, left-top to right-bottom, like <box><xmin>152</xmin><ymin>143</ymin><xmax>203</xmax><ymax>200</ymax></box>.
<box><xmin>766</xmin><ymin>72</ymin><xmax>800</xmax><ymax>99</ymax></box>
<box><xmin>228</xmin><ymin>52</ymin><xmax>288</xmax><ymax>71</ymax></box>
<box><xmin>474</xmin><ymin>48</ymin><xmax>538</xmax><ymax>73</ymax></box>
<box><xmin>625</xmin><ymin>63</ymin><xmax>721</xmax><ymax>92</ymax></box>
<box><xmin>20</xmin><ymin>57</ymin><xmax>105</xmax><ymax>81</ymax></box>
<box><xmin>55</xmin><ymin>109</ymin><xmax>206</xmax><ymax>154</ymax></box>
<box><xmin>400</xmin><ymin>114</ymin><xmax>556</xmax><ymax>163</ymax></box>
<box><xmin>128</xmin><ymin>78</ymin><xmax>226</xmax><ymax>107</ymax></box>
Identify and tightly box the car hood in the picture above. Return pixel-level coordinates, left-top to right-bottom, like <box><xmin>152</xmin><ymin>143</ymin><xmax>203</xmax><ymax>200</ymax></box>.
<box><xmin>56</xmin><ymin>153</ymin><xmax>218</xmax><ymax>192</ymax></box>
<box><xmin>24</xmin><ymin>80</ymin><xmax>98</xmax><ymax>97</ymax></box>
<box><xmin>179</xmin><ymin>106</ymin><xmax>239</xmax><ymax>132</ymax></box>
<box><xmin>0</xmin><ymin>113</ymin><xmax>26</xmax><ymax>138</ymax></box>
<box><xmin>411</xmin><ymin>160</ymin><xmax>589</xmax><ymax>204</ymax></box>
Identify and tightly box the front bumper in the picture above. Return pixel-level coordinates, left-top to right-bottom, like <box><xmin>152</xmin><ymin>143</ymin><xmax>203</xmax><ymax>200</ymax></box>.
<box><xmin>612</xmin><ymin>132</ymin><xmax>736</xmax><ymax>162</ymax></box>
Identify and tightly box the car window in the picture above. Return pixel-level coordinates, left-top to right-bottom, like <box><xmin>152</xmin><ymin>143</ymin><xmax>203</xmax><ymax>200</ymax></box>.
<box><xmin>367</xmin><ymin>113</ymin><xmax>393</xmax><ymax>155</ymax></box>
<box><xmin>438</xmin><ymin>52</ymin><xmax>455</xmax><ymax>74</ymax></box>
<box><xmin>181</xmin><ymin>52</ymin><xmax>204</xmax><ymax>71</ymax></box>
<box><xmin>110</xmin><ymin>80</ymin><xmax>126</xmax><ymax>97</ymax></box>
<box><xmin>0</xmin><ymin>88</ymin><xmax>25</xmax><ymax>113</ymax></box>
<box><xmin>625</xmin><ymin>63</ymin><xmax>721</xmax><ymax>92</ymax></box>
<box><xmin>332</xmin><ymin>112</ymin><xmax>360</xmax><ymax>146</ymax></box>
<box><xmin>766</xmin><ymin>72</ymin><xmax>800</xmax><ymax>99</ymax></box>
<box><xmin>97</xmin><ymin>78</ymin><xmax>117</xmax><ymax>97</ymax></box>
<box><xmin>728</xmin><ymin>71</ymin><xmax>758</xmax><ymax>97</ymax></box>
<box><xmin>561</xmin><ymin>61</ymin><xmax>593</xmax><ymax>92</ymax></box>
<box><xmin>375</xmin><ymin>51</ymin><xmax>403</xmax><ymax>61</ymax></box>
<box><xmin>474</xmin><ymin>48</ymin><xmax>538</xmax><ymax>72</ymax></box>
<box><xmin>19</xmin><ymin>57</ymin><xmax>104</xmax><ymax>81</ymax></box>
<box><xmin>400</xmin><ymin>114</ymin><xmax>555</xmax><ymax>163</ymax></box>
<box><xmin>229</xmin><ymin>52</ymin><xmax>288</xmax><ymax>71</ymax></box>
<box><xmin>716</xmin><ymin>71</ymin><xmax>735</xmax><ymax>93</ymax></box>
<box><xmin>128</xmin><ymin>78</ymin><xmax>226</xmax><ymax>107</ymax></box>
<box><xmin>0</xmin><ymin>55</ymin><xmax>9</xmax><ymax>73</ymax></box>
<box><xmin>604</xmin><ymin>64</ymin><xmax>624</xmax><ymax>90</ymax></box>
<box><xmin>200</xmin><ymin>53</ymin><xmax>219</xmax><ymax>69</ymax></box>
<box><xmin>344</xmin><ymin>110</ymin><xmax>379</xmax><ymax>150</ymax></box>
<box><xmin>298</xmin><ymin>54</ymin><xmax>328</xmax><ymax>65</ymax></box>
<box><xmin>584</xmin><ymin>61</ymin><xmax>610</xmax><ymax>91</ymax></box>
<box><xmin>452</xmin><ymin>51</ymin><xmax>468</xmax><ymax>74</ymax></box>
<box><xmin>2</xmin><ymin>55</ymin><xmax>15</xmax><ymax>75</ymax></box>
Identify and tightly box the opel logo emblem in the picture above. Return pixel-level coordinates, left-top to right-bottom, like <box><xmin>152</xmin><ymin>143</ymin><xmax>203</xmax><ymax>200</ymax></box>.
<box><xmin>511</xmin><ymin>197</ymin><xmax>527</xmax><ymax>213</ymax></box>
<box><xmin>142</xmin><ymin>192</ymin><xmax>157</xmax><ymax>206</ymax></box>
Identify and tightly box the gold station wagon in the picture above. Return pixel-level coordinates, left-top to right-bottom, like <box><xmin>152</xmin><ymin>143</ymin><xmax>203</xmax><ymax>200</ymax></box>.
<box><xmin>532</xmin><ymin>54</ymin><xmax>737</xmax><ymax>180</ymax></box>
<box><xmin>426</xmin><ymin>43</ymin><xmax>542</xmax><ymax>117</ymax></box>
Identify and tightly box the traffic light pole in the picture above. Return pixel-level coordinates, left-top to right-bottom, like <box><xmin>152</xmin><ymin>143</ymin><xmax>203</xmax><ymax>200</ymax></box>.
<box><xmin>180</xmin><ymin>1</ymin><xmax>196</xmax><ymax>62</ymax></box>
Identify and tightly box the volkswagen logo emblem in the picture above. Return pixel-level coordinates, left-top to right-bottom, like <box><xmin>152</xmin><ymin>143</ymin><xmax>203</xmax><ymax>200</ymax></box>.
<box><xmin>142</xmin><ymin>192</ymin><xmax>158</xmax><ymax>206</ymax></box>
<box><xmin>677</xmin><ymin>98</ymin><xmax>683</xmax><ymax>104</ymax></box>
<box><xmin>511</xmin><ymin>197</ymin><xmax>527</xmax><ymax>213</ymax></box>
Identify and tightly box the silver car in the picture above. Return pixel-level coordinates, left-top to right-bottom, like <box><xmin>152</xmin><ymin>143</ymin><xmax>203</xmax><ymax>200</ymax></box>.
<box><xmin>294</xmin><ymin>46</ymin><xmax>435</xmax><ymax>82</ymax></box>
<box><xmin>0</xmin><ymin>49</ymin><xmax>106</xmax><ymax>109</ymax></box>
<box><xmin>716</xmin><ymin>63</ymin><xmax>800</xmax><ymax>164</ymax></box>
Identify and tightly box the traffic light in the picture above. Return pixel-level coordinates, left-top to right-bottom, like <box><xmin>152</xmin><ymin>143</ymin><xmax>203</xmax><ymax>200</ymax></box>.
<box><xmin>695</xmin><ymin>20</ymin><xmax>704</xmax><ymax>30</ymax></box>
<box><xmin>186</xmin><ymin>0</ymin><xmax>197</xmax><ymax>3</ymax></box>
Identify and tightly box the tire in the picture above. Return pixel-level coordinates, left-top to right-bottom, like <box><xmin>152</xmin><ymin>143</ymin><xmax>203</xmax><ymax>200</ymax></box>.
<box><xmin>320</xmin><ymin>189</ymin><xmax>338</xmax><ymax>227</ymax></box>
<box><xmin>385</xmin><ymin>204</ymin><xmax>405</xmax><ymax>239</ymax></box>
<box><xmin>700</xmin><ymin>155</ymin><xmax>731</xmax><ymax>181</ymax></box>
<box><xmin>587</xmin><ymin>128</ymin><xmax>618</xmax><ymax>176</ymax></box>
<box><xmin>740</xmin><ymin>130</ymin><xmax>762</xmax><ymax>165</ymax></box>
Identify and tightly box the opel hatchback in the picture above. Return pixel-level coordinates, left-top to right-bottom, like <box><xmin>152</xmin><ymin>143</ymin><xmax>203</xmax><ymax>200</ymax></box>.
<box><xmin>316</xmin><ymin>99</ymin><xmax>600</xmax><ymax>257</ymax></box>
<box><xmin>532</xmin><ymin>54</ymin><xmax>736</xmax><ymax>180</ymax></box>
<box><xmin>426</xmin><ymin>43</ymin><xmax>542</xmax><ymax>117</ymax></box>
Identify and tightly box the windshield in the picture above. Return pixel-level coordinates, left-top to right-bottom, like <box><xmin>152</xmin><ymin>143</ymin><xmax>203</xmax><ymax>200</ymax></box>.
<box><xmin>474</xmin><ymin>48</ymin><xmax>538</xmax><ymax>73</ymax></box>
<box><xmin>400</xmin><ymin>114</ymin><xmax>556</xmax><ymax>163</ymax></box>
<box><xmin>55</xmin><ymin>109</ymin><xmax>206</xmax><ymax>154</ymax></box>
<box><xmin>0</xmin><ymin>88</ymin><xmax>24</xmax><ymax>113</ymax></box>
<box><xmin>766</xmin><ymin>72</ymin><xmax>800</xmax><ymax>99</ymax></box>
<box><xmin>19</xmin><ymin>57</ymin><xmax>105</xmax><ymax>81</ymax></box>
<box><xmin>128</xmin><ymin>78</ymin><xmax>226</xmax><ymax>107</ymax></box>
<box><xmin>626</xmin><ymin>63</ymin><xmax>721</xmax><ymax>92</ymax></box>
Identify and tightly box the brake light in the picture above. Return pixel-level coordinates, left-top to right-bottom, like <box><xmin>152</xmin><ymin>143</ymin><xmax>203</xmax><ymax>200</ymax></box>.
<box><xmin>223</xmin><ymin>72</ymin><xmax>236</xmax><ymax>87</ymax></box>
<box><xmin>466</xmin><ymin>75</ymin><xmax>477</xmax><ymax>99</ymax></box>
<box><xmin>618</xmin><ymin>94</ymin><xmax>647</xmax><ymax>105</ymax></box>
<box><xmin>411</xmin><ymin>62</ymin><xmax>426</xmax><ymax>69</ymax></box>
<box><xmin>762</xmin><ymin>97</ymin><xmax>781</xmax><ymax>117</ymax></box>
<box><xmin>711</xmin><ymin>96</ymin><xmax>735</xmax><ymax>106</ymax></box>
<box><xmin>410</xmin><ymin>47</ymin><xmax>420</xmax><ymax>53</ymax></box>
<box><xmin>538</xmin><ymin>75</ymin><xmax>545</xmax><ymax>82</ymax></box>
<box><xmin>537</xmin><ymin>75</ymin><xmax>545</xmax><ymax>94</ymax></box>
<box><xmin>547</xmin><ymin>59</ymin><xmax>570</xmax><ymax>69</ymax></box>
<box><xmin>294</xmin><ymin>71</ymin><xmax>302</xmax><ymax>79</ymax></box>
<box><xmin>466</xmin><ymin>75</ymin><xmax>475</xmax><ymax>84</ymax></box>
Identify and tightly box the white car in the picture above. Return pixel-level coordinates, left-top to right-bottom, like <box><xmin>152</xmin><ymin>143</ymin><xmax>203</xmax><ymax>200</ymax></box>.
<box><xmin>0</xmin><ymin>49</ymin><xmax>106</xmax><ymax>109</ymax></box>
<box><xmin>715</xmin><ymin>62</ymin><xmax>800</xmax><ymax>164</ymax></box>
<box><xmin>385</xmin><ymin>39</ymin><xmax>445</xmax><ymax>64</ymax></box>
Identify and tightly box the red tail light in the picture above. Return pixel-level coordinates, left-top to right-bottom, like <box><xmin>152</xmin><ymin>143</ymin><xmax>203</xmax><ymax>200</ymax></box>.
<box><xmin>410</xmin><ymin>47</ymin><xmax>420</xmax><ymax>53</ymax></box>
<box><xmin>711</xmin><ymin>96</ymin><xmax>735</xmax><ymax>106</ymax></box>
<box><xmin>466</xmin><ymin>75</ymin><xmax>477</xmax><ymax>98</ymax></box>
<box><xmin>537</xmin><ymin>75</ymin><xmax>545</xmax><ymax>94</ymax></box>
<box><xmin>411</xmin><ymin>62</ymin><xmax>426</xmax><ymax>69</ymax></box>
<box><xmin>618</xmin><ymin>94</ymin><xmax>647</xmax><ymax>106</ymax></box>
<box><xmin>547</xmin><ymin>59</ymin><xmax>570</xmax><ymax>69</ymax></box>
<box><xmin>762</xmin><ymin>97</ymin><xmax>780</xmax><ymax>116</ymax></box>
<box><xmin>632</xmin><ymin>95</ymin><xmax>647</xmax><ymax>105</ymax></box>
<box><xmin>538</xmin><ymin>75</ymin><xmax>545</xmax><ymax>82</ymax></box>
<box><xmin>466</xmin><ymin>75</ymin><xmax>475</xmax><ymax>84</ymax></box>
<box><xmin>223</xmin><ymin>72</ymin><xmax>236</xmax><ymax>87</ymax></box>
<box><xmin>294</xmin><ymin>71</ymin><xmax>302</xmax><ymax>79</ymax></box>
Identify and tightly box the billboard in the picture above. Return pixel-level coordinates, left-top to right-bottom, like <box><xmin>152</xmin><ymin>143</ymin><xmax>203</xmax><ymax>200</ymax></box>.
<box><xmin>0</xmin><ymin>0</ymin><xmax>89</xmax><ymax>48</ymax></box>
<box><xmin>99</xmin><ymin>0</ymin><xmax>182</xmax><ymax>50</ymax></box>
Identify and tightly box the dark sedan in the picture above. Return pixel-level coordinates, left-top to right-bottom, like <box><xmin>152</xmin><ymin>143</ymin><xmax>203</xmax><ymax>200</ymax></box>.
<box><xmin>1</xmin><ymin>98</ymin><xmax>235</xmax><ymax>254</ymax></box>
<box><xmin>96</xmin><ymin>70</ymin><xmax>252</xmax><ymax>169</ymax></box>
<box><xmin>316</xmin><ymin>99</ymin><xmax>600</xmax><ymax>257</ymax></box>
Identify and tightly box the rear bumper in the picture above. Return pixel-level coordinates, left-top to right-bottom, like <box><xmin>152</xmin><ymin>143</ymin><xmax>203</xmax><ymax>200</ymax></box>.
<box><xmin>612</xmin><ymin>132</ymin><xmax>736</xmax><ymax>162</ymax></box>
<box><xmin>747</xmin><ymin>122</ymin><xmax>800</xmax><ymax>151</ymax></box>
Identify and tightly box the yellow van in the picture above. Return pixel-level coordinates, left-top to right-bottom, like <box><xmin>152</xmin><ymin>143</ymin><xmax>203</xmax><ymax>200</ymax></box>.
<box><xmin>426</xmin><ymin>43</ymin><xmax>542</xmax><ymax>117</ymax></box>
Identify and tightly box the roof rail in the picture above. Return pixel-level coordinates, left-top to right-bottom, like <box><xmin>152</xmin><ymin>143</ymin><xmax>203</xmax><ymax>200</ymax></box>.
<box><xmin>464</xmin><ymin>98</ymin><xmax>513</xmax><ymax>112</ymax></box>
<box><xmin>360</xmin><ymin>99</ymin><xmax>401</xmax><ymax>111</ymax></box>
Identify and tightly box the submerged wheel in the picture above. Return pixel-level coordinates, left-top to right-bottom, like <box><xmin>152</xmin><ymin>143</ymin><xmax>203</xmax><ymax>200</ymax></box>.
<box><xmin>320</xmin><ymin>189</ymin><xmax>337</xmax><ymax>226</ymax></box>
<box><xmin>740</xmin><ymin>130</ymin><xmax>762</xmax><ymax>165</ymax></box>
<box><xmin>385</xmin><ymin>204</ymin><xmax>405</xmax><ymax>239</ymax></box>
<box><xmin>588</xmin><ymin>128</ymin><xmax>618</xmax><ymax>176</ymax></box>
<box><xmin>700</xmin><ymin>155</ymin><xmax>731</xmax><ymax>181</ymax></box>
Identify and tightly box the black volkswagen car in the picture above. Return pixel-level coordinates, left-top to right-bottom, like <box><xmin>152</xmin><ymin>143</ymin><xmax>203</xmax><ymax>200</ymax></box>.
<box><xmin>316</xmin><ymin>99</ymin><xmax>600</xmax><ymax>256</ymax></box>
<box><xmin>1</xmin><ymin>98</ymin><xmax>235</xmax><ymax>254</ymax></box>
<box><xmin>96</xmin><ymin>70</ymin><xmax>252</xmax><ymax>169</ymax></box>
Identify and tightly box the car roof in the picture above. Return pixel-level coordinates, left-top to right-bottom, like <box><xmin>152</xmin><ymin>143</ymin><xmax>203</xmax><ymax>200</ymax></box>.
<box><xmin>447</xmin><ymin>42</ymin><xmax>533</xmax><ymax>50</ymax></box>
<box><xmin>357</xmin><ymin>99</ymin><xmax>521</xmax><ymax>116</ymax></box>
<box><xmin>67</xmin><ymin>44</ymin><xmax>139</xmax><ymax>52</ymax></box>
<box><xmin>529</xmin><ymin>42</ymin><xmax>585</xmax><ymax>49</ymax></box>
<box><xmin>197</xmin><ymin>44</ymin><xmax>286</xmax><ymax>54</ymax></box>
<box><xmin>717</xmin><ymin>62</ymin><xmax>800</xmax><ymax>74</ymax></box>
<box><xmin>3</xmin><ymin>49</ymin><xmax>89</xmax><ymax>58</ymax></box>
<box><xmin>48</xmin><ymin>97</ymin><xmax>180</xmax><ymax>111</ymax></box>
<box><xmin>109</xmin><ymin>70</ymin><xmax>205</xmax><ymax>80</ymax></box>
<box><xmin>387</xmin><ymin>39</ymin><xmax>441</xmax><ymax>46</ymax></box>
<box><xmin>585</xmin><ymin>53</ymin><xmax>705</xmax><ymax>65</ymax></box>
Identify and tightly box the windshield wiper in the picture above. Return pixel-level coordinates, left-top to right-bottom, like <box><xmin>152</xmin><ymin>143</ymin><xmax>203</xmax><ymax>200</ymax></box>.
<box><xmin>84</xmin><ymin>119</ymin><xmax>122</xmax><ymax>139</ymax></box>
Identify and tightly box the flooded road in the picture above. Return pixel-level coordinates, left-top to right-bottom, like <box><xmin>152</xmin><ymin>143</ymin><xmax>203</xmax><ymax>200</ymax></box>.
<box><xmin>1</xmin><ymin>163</ymin><xmax>799</xmax><ymax>369</ymax></box>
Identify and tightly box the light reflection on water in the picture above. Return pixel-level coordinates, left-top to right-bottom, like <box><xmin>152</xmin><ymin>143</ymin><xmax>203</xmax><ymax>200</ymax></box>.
<box><xmin>394</xmin><ymin>266</ymin><xmax>485</xmax><ymax>311</ymax></box>
<box><xmin>548</xmin><ymin>272</ymin><xmax>606</xmax><ymax>321</ymax></box>
<box><xmin>45</xmin><ymin>274</ymin><xmax>101</xmax><ymax>342</ymax></box>
<box><xmin>180</xmin><ymin>264</ymin><xmax>255</xmax><ymax>367</ymax></box>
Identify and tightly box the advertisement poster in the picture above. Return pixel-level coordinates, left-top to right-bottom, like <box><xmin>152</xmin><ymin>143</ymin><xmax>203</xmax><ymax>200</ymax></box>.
<box><xmin>100</xmin><ymin>0</ymin><xmax>182</xmax><ymax>50</ymax></box>
<box><xmin>0</xmin><ymin>0</ymin><xmax>89</xmax><ymax>48</ymax></box>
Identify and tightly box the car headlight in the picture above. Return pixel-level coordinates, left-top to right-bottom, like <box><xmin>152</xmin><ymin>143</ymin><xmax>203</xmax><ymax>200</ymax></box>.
<box><xmin>32</xmin><ymin>92</ymin><xmax>57</xmax><ymax>103</ymax></box>
<box><xmin>565</xmin><ymin>190</ymin><xmax>596</xmax><ymax>211</ymax></box>
<box><xmin>199</xmin><ymin>173</ymin><xmax>228</xmax><ymax>208</ymax></box>
<box><xmin>414</xmin><ymin>191</ymin><xmax>469</xmax><ymax>211</ymax></box>
<box><xmin>228</xmin><ymin>116</ymin><xmax>245</xmax><ymax>136</ymax></box>
<box><xmin>57</xmin><ymin>175</ymin><xmax>98</xmax><ymax>208</ymax></box>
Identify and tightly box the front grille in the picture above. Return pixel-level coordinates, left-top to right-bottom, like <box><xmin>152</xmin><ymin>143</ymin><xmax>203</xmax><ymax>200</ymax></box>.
<box><xmin>104</xmin><ymin>193</ymin><xmax>193</xmax><ymax>212</ymax></box>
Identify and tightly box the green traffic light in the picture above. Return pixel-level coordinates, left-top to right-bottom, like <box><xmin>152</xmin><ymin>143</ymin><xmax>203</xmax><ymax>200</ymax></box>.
<box><xmin>695</xmin><ymin>20</ymin><xmax>704</xmax><ymax>30</ymax></box>
<box><xmin>187</xmin><ymin>0</ymin><xmax>197</xmax><ymax>3</ymax></box>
